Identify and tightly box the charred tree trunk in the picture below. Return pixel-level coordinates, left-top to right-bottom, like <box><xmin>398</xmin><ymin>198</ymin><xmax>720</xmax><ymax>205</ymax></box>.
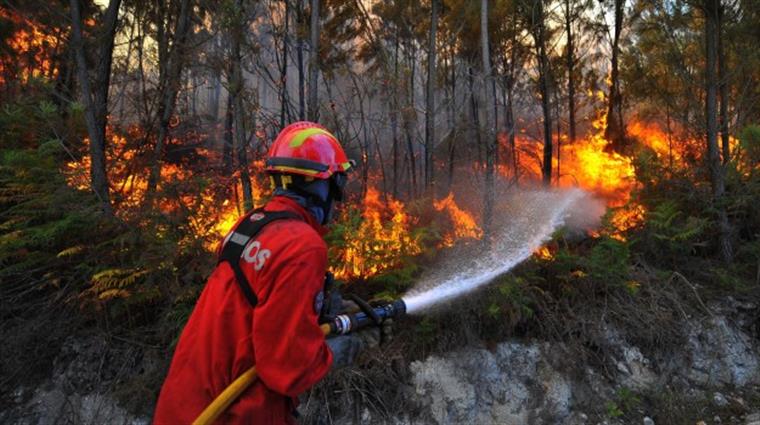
<box><xmin>425</xmin><ymin>0</ymin><xmax>438</xmax><ymax>190</ymax></box>
<box><xmin>308</xmin><ymin>0</ymin><xmax>320</xmax><ymax>121</ymax></box>
<box><xmin>605</xmin><ymin>0</ymin><xmax>625</xmax><ymax>152</ymax></box>
<box><xmin>69</xmin><ymin>0</ymin><xmax>122</xmax><ymax>214</ymax></box>
<box><xmin>147</xmin><ymin>0</ymin><xmax>192</xmax><ymax>198</ymax></box>
<box><xmin>705</xmin><ymin>0</ymin><xmax>733</xmax><ymax>262</ymax></box>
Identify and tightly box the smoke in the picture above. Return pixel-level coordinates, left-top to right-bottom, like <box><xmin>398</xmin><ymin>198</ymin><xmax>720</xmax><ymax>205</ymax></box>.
<box><xmin>402</xmin><ymin>188</ymin><xmax>603</xmax><ymax>315</ymax></box>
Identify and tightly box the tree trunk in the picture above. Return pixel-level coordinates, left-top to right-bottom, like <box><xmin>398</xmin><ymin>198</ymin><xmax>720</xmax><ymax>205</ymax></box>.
<box><xmin>425</xmin><ymin>0</ymin><xmax>438</xmax><ymax>191</ymax></box>
<box><xmin>505</xmin><ymin>16</ymin><xmax>519</xmax><ymax>185</ymax></box>
<box><xmin>69</xmin><ymin>0</ymin><xmax>122</xmax><ymax>214</ymax></box>
<box><xmin>296</xmin><ymin>0</ymin><xmax>306</xmax><ymax>120</ymax></box>
<box><xmin>468</xmin><ymin>66</ymin><xmax>482</xmax><ymax>162</ymax></box>
<box><xmin>391</xmin><ymin>32</ymin><xmax>400</xmax><ymax>198</ymax></box>
<box><xmin>565</xmin><ymin>0</ymin><xmax>576</xmax><ymax>145</ymax></box>
<box><xmin>447</xmin><ymin>47</ymin><xmax>457</xmax><ymax>191</ymax></box>
<box><xmin>308</xmin><ymin>0</ymin><xmax>320</xmax><ymax>121</ymax></box>
<box><xmin>231</xmin><ymin>0</ymin><xmax>254</xmax><ymax>210</ymax></box>
<box><xmin>280</xmin><ymin>0</ymin><xmax>290</xmax><ymax>128</ymax></box>
<box><xmin>147</xmin><ymin>0</ymin><xmax>192</xmax><ymax>197</ymax></box>
<box><xmin>404</xmin><ymin>38</ymin><xmax>417</xmax><ymax>198</ymax></box>
<box><xmin>481</xmin><ymin>0</ymin><xmax>496</xmax><ymax>235</ymax></box>
<box><xmin>529</xmin><ymin>0</ymin><xmax>553</xmax><ymax>186</ymax></box>
<box><xmin>717</xmin><ymin>3</ymin><xmax>730</xmax><ymax>163</ymax></box>
<box><xmin>605</xmin><ymin>0</ymin><xmax>625</xmax><ymax>152</ymax></box>
<box><xmin>222</xmin><ymin>93</ymin><xmax>234</xmax><ymax>174</ymax></box>
<box><xmin>705</xmin><ymin>0</ymin><xmax>732</xmax><ymax>262</ymax></box>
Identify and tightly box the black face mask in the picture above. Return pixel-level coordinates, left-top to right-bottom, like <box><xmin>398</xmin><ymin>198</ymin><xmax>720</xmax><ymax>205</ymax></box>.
<box><xmin>271</xmin><ymin>172</ymin><xmax>348</xmax><ymax>225</ymax></box>
<box><xmin>330</xmin><ymin>173</ymin><xmax>347</xmax><ymax>202</ymax></box>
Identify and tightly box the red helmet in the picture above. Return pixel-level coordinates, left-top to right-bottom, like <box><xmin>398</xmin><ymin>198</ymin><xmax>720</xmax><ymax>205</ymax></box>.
<box><xmin>266</xmin><ymin>121</ymin><xmax>353</xmax><ymax>179</ymax></box>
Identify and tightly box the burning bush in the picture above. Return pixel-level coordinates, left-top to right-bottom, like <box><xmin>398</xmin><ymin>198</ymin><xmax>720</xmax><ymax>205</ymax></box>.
<box><xmin>433</xmin><ymin>192</ymin><xmax>483</xmax><ymax>248</ymax></box>
<box><xmin>329</xmin><ymin>187</ymin><xmax>423</xmax><ymax>281</ymax></box>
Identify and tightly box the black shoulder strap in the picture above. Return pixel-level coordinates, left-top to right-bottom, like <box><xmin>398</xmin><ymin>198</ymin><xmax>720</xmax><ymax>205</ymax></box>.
<box><xmin>218</xmin><ymin>209</ymin><xmax>302</xmax><ymax>307</ymax></box>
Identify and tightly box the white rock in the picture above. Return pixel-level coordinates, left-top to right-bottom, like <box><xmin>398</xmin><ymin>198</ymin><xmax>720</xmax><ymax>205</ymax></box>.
<box><xmin>713</xmin><ymin>392</ymin><xmax>729</xmax><ymax>407</ymax></box>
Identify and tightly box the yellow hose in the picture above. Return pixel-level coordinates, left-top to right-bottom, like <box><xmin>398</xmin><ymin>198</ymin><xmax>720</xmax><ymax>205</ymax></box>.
<box><xmin>192</xmin><ymin>323</ymin><xmax>333</xmax><ymax>425</ymax></box>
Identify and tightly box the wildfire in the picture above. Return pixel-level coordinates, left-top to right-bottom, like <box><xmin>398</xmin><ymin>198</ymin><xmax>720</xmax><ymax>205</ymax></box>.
<box><xmin>332</xmin><ymin>187</ymin><xmax>422</xmax><ymax>280</ymax></box>
<box><xmin>628</xmin><ymin>120</ymin><xmax>677</xmax><ymax>161</ymax></box>
<box><xmin>504</xmin><ymin>110</ymin><xmax>637</xmax><ymax>208</ymax></box>
<box><xmin>557</xmin><ymin>111</ymin><xmax>637</xmax><ymax>206</ymax></box>
<box><xmin>433</xmin><ymin>192</ymin><xmax>483</xmax><ymax>247</ymax></box>
<box><xmin>63</xmin><ymin>126</ymin><xmax>268</xmax><ymax>250</ymax></box>
<box><xmin>0</xmin><ymin>9</ymin><xmax>59</xmax><ymax>84</ymax></box>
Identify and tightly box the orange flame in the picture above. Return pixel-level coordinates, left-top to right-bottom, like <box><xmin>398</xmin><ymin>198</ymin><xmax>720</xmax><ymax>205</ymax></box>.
<box><xmin>332</xmin><ymin>187</ymin><xmax>422</xmax><ymax>280</ymax></box>
<box><xmin>533</xmin><ymin>246</ymin><xmax>554</xmax><ymax>260</ymax></box>
<box><xmin>0</xmin><ymin>9</ymin><xmax>59</xmax><ymax>84</ymax></box>
<box><xmin>64</xmin><ymin>126</ymin><xmax>269</xmax><ymax>250</ymax></box>
<box><xmin>433</xmin><ymin>192</ymin><xmax>483</xmax><ymax>247</ymax></box>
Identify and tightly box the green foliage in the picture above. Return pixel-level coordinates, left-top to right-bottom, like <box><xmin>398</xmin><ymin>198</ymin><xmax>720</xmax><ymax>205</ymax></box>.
<box><xmin>0</xmin><ymin>139</ymin><xmax>214</xmax><ymax>334</ymax></box>
<box><xmin>0</xmin><ymin>147</ymin><xmax>101</xmax><ymax>296</ymax></box>
<box><xmin>586</xmin><ymin>236</ymin><xmax>630</xmax><ymax>286</ymax></box>
<box><xmin>605</xmin><ymin>400</ymin><xmax>624</xmax><ymax>418</ymax></box>
<box><xmin>739</xmin><ymin>124</ymin><xmax>760</xmax><ymax>163</ymax></box>
<box><xmin>647</xmin><ymin>200</ymin><xmax>707</xmax><ymax>247</ymax></box>
<box><xmin>604</xmin><ymin>387</ymin><xmax>642</xmax><ymax>419</ymax></box>
<box><xmin>481</xmin><ymin>273</ymin><xmax>536</xmax><ymax>326</ymax></box>
<box><xmin>414</xmin><ymin>316</ymin><xmax>438</xmax><ymax>347</ymax></box>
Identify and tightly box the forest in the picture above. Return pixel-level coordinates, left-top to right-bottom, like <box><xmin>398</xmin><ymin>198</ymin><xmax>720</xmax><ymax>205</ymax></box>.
<box><xmin>1</xmin><ymin>0</ymin><xmax>760</xmax><ymax>423</ymax></box>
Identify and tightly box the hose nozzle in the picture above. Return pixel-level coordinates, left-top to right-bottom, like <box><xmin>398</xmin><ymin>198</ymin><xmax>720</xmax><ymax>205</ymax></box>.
<box><xmin>329</xmin><ymin>298</ymin><xmax>406</xmax><ymax>335</ymax></box>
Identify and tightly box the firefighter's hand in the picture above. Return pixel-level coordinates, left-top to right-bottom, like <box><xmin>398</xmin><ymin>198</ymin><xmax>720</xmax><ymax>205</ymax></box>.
<box><xmin>325</xmin><ymin>326</ymin><xmax>385</xmax><ymax>368</ymax></box>
<box><xmin>326</xmin><ymin>335</ymin><xmax>362</xmax><ymax>368</ymax></box>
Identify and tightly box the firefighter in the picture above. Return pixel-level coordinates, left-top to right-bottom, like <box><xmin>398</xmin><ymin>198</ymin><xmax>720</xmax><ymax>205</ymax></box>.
<box><xmin>154</xmin><ymin>121</ymin><xmax>359</xmax><ymax>424</ymax></box>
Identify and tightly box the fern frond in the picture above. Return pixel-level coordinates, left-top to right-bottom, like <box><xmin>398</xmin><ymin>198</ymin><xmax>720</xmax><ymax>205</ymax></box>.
<box><xmin>57</xmin><ymin>245</ymin><xmax>85</xmax><ymax>258</ymax></box>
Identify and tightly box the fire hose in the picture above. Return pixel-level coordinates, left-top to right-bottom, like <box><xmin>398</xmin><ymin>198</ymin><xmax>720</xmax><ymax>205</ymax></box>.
<box><xmin>192</xmin><ymin>299</ymin><xmax>406</xmax><ymax>425</ymax></box>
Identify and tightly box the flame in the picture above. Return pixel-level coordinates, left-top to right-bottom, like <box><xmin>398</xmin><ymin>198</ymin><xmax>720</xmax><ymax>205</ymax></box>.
<box><xmin>501</xmin><ymin>106</ymin><xmax>646</xmax><ymax>239</ymax></box>
<box><xmin>332</xmin><ymin>187</ymin><xmax>422</xmax><ymax>280</ymax></box>
<box><xmin>533</xmin><ymin>246</ymin><xmax>554</xmax><ymax>260</ymax></box>
<box><xmin>433</xmin><ymin>192</ymin><xmax>483</xmax><ymax>247</ymax></box>
<box><xmin>555</xmin><ymin>110</ymin><xmax>636</xmax><ymax>206</ymax></box>
<box><xmin>502</xmin><ymin>109</ymin><xmax>637</xmax><ymax>207</ymax></box>
<box><xmin>0</xmin><ymin>9</ymin><xmax>59</xmax><ymax>84</ymax></box>
<box><xmin>64</xmin><ymin>125</ymin><xmax>269</xmax><ymax>250</ymax></box>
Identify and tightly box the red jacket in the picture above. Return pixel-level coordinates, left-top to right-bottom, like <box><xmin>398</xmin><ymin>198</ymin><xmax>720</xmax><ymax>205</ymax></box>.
<box><xmin>154</xmin><ymin>196</ymin><xmax>333</xmax><ymax>424</ymax></box>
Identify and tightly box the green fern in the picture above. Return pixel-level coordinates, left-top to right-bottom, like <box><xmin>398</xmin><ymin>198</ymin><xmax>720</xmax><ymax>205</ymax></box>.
<box><xmin>647</xmin><ymin>200</ymin><xmax>707</xmax><ymax>244</ymax></box>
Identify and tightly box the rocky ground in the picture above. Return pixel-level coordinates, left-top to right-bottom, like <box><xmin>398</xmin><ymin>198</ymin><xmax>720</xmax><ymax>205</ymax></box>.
<box><xmin>2</xmin><ymin>297</ymin><xmax>759</xmax><ymax>425</ymax></box>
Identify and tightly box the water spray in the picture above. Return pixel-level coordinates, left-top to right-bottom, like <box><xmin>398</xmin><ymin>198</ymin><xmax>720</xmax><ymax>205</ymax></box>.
<box><xmin>401</xmin><ymin>188</ymin><xmax>590</xmax><ymax>314</ymax></box>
